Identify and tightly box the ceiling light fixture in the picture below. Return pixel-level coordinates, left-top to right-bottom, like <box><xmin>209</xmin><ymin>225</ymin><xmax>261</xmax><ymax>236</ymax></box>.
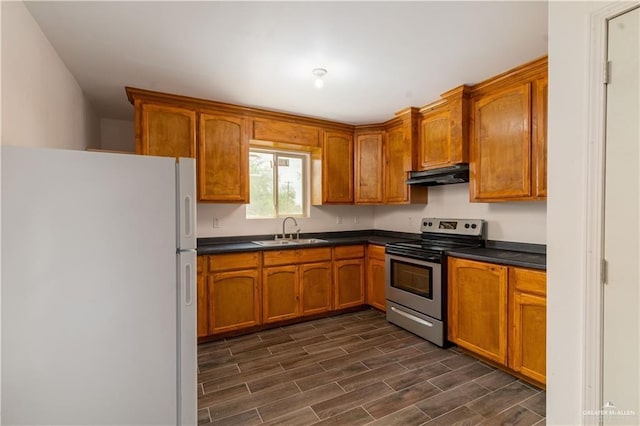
<box><xmin>312</xmin><ymin>68</ymin><xmax>327</xmax><ymax>88</ymax></box>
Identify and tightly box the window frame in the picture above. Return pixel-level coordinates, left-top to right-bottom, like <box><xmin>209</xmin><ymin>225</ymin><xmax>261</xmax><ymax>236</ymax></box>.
<box><xmin>247</xmin><ymin>147</ymin><xmax>310</xmax><ymax>219</ymax></box>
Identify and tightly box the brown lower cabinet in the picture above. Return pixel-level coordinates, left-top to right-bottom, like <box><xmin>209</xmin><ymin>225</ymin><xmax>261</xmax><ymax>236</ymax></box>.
<box><xmin>333</xmin><ymin>245</ymin><xmax>365</xmax><ymax>309</ymax></box>
<box><xmin>197</xmin><ymin>244</ymin><xmax>378</xmax><ymax>340</ymax></box>
<box><xmin>366</xmin><ymin>244</ymin><xmax>386</xmax><ymax>311</ymax></box>
<box><xmin>263</xmin><ymin>248</ymin><xmax>332</xmax><ymax>324</ymax></box>
<box><xmin>199</xmin><ymin>252</ymin><xmax>261</xmax><ymax>336</ymax></box>
<box><xmin>262</xmin><ymin>265</ymin><xmax>298</xmax><ymax>323</ymax></box>
<box><xmin>300</xmin><ymin>262</ymin><xmax>333</xmax><ymax>316</ymax></box>
<box><xmin>508</xmin><ymin>267</ymin><xmax>547</xmax><ymax>384</ymax></box>
<box><xmin>448</xmin><ymin>257</ymin><xmax>546</xmax><ymax>385</ymax></box>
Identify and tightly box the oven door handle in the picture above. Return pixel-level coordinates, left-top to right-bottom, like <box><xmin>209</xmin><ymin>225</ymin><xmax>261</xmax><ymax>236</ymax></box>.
<box><xmin>390</xmin><ymin>306</ymin><xmax>434</xmax><ymax>328</ymax></box>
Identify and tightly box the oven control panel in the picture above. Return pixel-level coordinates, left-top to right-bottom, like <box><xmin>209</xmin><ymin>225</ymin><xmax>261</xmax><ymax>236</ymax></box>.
<box><xmin>420</xmin><ymin>218</ymin><xmax>485</xmax><ymax>236</ymax></box>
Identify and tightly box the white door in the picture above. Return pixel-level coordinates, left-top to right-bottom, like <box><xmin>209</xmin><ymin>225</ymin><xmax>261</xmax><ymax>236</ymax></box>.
<box><xmin>602</xmin><ymin>6</ymin><xmax>640</xmax><ymax>425</ymax></box>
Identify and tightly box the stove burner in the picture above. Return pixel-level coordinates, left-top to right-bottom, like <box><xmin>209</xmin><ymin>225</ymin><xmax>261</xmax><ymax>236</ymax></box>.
<box><xmin>385</xmin><ymin>218</ymin><xmax>485</xmax><ymax>261</ymax></box>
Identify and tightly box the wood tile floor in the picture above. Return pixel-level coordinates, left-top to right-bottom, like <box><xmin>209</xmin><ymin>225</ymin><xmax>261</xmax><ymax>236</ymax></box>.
<box><xmin>198</xmin><ymin>309</ymin><xmax>546</xmax><ymax>425</ymax></box>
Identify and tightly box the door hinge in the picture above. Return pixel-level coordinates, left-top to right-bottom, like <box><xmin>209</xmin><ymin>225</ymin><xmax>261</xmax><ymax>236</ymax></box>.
<box><xmin>601</xmin><ymin>258</ymin><xmax>608</xmax><ymax>284</ymax></box>
<box><xmin>604</xmin><ymin>61</ymin><xmax>611</xmax><ymax>85</ymax></box>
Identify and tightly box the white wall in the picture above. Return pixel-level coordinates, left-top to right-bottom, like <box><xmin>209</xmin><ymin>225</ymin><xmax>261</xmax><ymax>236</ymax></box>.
<box><xmin>197</xmin><ymin>184</ymin><xmax>546</xmax><ymax>242</ymax></box>
<box><xmin>100</xmin><ymin>118</ymin><xmax>135</xmax><ymax>152</ymax></box>
<box><xmin>197</xmin><ymin>203</ymin><xmax>375</xmax><ymax>238</ymax></box>
<box><xmin>374</xmin><ymin>184</ymin><xmax>547</xmax><ymax>243</ymax></box>
<box><xmin>547</xmin><ymin>1</ymin><xmax>611</xmax><ymax>424</ymax></box>
<box><xmin>1</xmin><ymin>1</ymin><xmax>99</xmax><ymax>150</ymax></box>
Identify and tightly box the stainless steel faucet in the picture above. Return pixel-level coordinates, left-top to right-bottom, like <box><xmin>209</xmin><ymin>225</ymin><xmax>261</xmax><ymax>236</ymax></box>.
<box><xmin>282</xmin><ymin>216</ymin><xmax>298</xmax><ymax>239</ymax></box>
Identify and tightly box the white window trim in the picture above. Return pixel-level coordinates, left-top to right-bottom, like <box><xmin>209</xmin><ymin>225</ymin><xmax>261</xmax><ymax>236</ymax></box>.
<box><xmin>247</xmin><ymin>147</ymin><xmax>310</xmax><ymax>219</ymax></box>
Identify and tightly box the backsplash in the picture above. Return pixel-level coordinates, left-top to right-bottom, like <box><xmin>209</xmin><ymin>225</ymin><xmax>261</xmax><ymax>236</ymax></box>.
<box><xmin>197</xmin><ymin>184</ymin><xmax>546</xmax><ymax>244</ymax></box>
<box><xmin>197</xmin><ymin>203</ymin><xmax>376</xmax><ymax>238</ymax></box>
<box><xmin>374</xmin><ymin>184</ymin><xmax>547</xmax><ymax>244</ymax></box>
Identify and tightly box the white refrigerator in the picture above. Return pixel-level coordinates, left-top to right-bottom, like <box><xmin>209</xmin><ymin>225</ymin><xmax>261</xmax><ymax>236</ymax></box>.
<box><xmin>1</xmin><ymin>146</ymin><xmax>197</xmax><ymax>425</ymax></box>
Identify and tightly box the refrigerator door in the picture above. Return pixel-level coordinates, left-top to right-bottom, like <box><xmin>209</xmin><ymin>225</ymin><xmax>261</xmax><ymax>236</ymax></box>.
<box><xmin>177</xmin><ymin>249</ymin><xmax>197</xmax><ymax>426</ymax></box>
<box><xmin>177</xmin><ymin>157</ymin><xmax>196</xmax><ymax>251</ymax></box>
<box><xmin>1</xmin><ymin>146</ymin><xmax>181</xmax><ymax>425</ymax></box>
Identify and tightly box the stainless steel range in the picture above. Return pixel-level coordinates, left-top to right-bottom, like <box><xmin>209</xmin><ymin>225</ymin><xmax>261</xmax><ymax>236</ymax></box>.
<box><xmin>385</xmin><ymin>218</ymin><xmax>485</xmax><ymax>347</ymax></box>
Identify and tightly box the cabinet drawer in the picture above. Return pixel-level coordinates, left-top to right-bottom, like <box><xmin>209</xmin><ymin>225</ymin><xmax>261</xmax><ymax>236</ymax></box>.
<box><xmin>367</xmin><ymin>244</ymin><xmax>386</xmax><ymax>261</ymax></box>
<box><xmin>209</xmin><ymin>252</ymin><xmax>260</xmax><ymax>272</ymax></box>
<box><xmin>263</xmin><ymin>247</ymin><xmax>332</xmax><ymax>266</ymax></box>
<box><xmin>510</xmin><ymin>267</ymin><xmax>546</xmax><ymax>296</ymax></box>
<box><xmin>252</xmin><ymin>119</ymin><xmax>320</xmax><ymax>147</ymax></box>
<box><xmin>334</xmin><ymin>245</ymin><xmax>365</xmax><ymax>260</ymax></box>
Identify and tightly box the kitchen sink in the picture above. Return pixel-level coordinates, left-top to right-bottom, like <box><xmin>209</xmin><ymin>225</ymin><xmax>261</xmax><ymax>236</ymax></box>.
<box><xmin>252</xmin><ymin>238</ymin><xmax>327</xmax><ymax>246</ymax></box>
<box><xmin>252</xmin><ymin>240</ymin><xmax>297</xmax><ymax>246</ymax></box>
<box><xmin>294</xmin><ymin>238</ymin><xmax>328</xmax><ymax>244</ymax></box>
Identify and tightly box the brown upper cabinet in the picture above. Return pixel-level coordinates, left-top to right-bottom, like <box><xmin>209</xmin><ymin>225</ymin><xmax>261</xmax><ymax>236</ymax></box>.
<box><xmin>136</xmin><ymin>102</ymin><xmax>196</xmax><ymax>159</ymax></box>
<box><xmin>418</xmin><ymin>85</ymin><xmax>471</xmax><ymax>170</ymax></box>
<box><xmin>354</xmin><ymin>109</ymin><xmax>427</xmax><ymax>205</ymax></box>
<box><xmin>533</xmin><ymin>76</ymin><xmax>548</xmax><ymax>198</ymax></box>
<box><xmin>383</xmin><ymin>108</ymin><xmax>428</xmax><ymax>204</ymax></box>
<box><xmin>127</xmin><ymin>57</ymin><xmax>545</xmax><ymax>206</ymax></box>
<box><xmin>252</xmin><ymin>118</ymin><xmax>320</xmax><ymax>147</ymax></box>
<box><xmin>469</xmin><ymin>57</ymin><xmax>547</xmax><ymax>202</ymax></box>
<box><xmin>354</xmin><ymin>129</ymin><xmax>385</xmax><ymax>204</ymax></box>
<box><xmin>127</xmin><ymin>88</ymin><xmax>249</xmax><ymax>203</ymax></box>
<box><xmin>198</xmin><ymin>112</ymin><xmax>249</xmax><ymax>202</ymax></box>
<box><xmin>322</xmin><ymin>130</ymin><xmax>354</xmax><ymax>204</ymax></box>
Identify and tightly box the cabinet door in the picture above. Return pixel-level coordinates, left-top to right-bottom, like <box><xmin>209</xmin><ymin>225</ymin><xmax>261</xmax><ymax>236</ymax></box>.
<box><xmin>323</xmin><ymin>131</ymin><xmax>354</xmax><ymax>204</ymax></box>
<box><xmin>252</xmin><ymin>119</ymin><xmax>320</xmax><ymax>147</ymax></box>
<box><xmin>355</xmin><ymin>132</ymin><xmax>384</xmax><ymax>204</ymax></box>
<box><xmin>367</xmin><ymin>257</ymin><xmax>386</xmax><ymax>311</ymax></box>
<box><xmin>420</xmin><ymin>108</ymin><xmax>452</xmax><ymax>169</ymax></box>
<box><xmin>533</xmin><ymin>76</ymin><xmax>548</xmax><ymax>198</ymax></box>
<box><xmin>198</xmin><ymin>113</ymin><xmax>249</xmax><ymax>202</ymax></box>
<box><xmin>138</xmin><ymin>103</ymin><xmax>196</xmax><ymax>158</ymax></box>
<box><xmin>209</xmin><ymin>269</ymin><xmax>260</xmax><ymax>334</ymax></box>
<box><xmin>510</xmin><ymin>291</ymin><xmax>546</xmax><ymax>385</ymax></box>
<box><xmin>300</xmin><ymin>262</ymin><xmax>332</xmax><ymax>316</ymax></box>
<box><xmin>384</xmin><ymin>125</ymin><xmax>411</xmax><ymax>203</ymax></box>
<box><xmin>196</xmin><ymin>258</ymin><xmax>209</xmax><ymax>338</ymax></box>
<box><xmin>470</xmin><ymin>83</ymin><xmax>532</xmax><ymax>201</ymax></box>
<box><xmin>448</xmin><ymin>258</ymin><xmax>508</xmax><ymax>365</ymax></box>
<box><xmin>334</xmin><ymin>259</ymin><xmax>365</xmax><ymax>309</ymax></box>
<box><xmin>263</xmin><ymin>266</ymin><xmax>299</xmax><ymax>323</ymax></box>
<box><xmin>509</xmin><ymin>267</ymin><xmax>546</xmax><ymax>384</ymax></box>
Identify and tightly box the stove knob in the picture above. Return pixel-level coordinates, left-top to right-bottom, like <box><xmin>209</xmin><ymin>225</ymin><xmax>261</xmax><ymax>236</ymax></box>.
<box><xmin>423</xmin><ymin>221</ymin><xmax>428</xmax><ymax>227</ymax></box>
<box><xmin>428</xmin><ymin>222</ymin><xmax>433</xmax><ymax>227</ymax></box>
<box><xmin>471</xmin><ymin>224</ymin><xmax>477</xmax><ymax>229</ymax></box>
<box><xmin>464</xmin><ymin>224</ymin><xmax>470</xmax><ymax>229</ymax></box>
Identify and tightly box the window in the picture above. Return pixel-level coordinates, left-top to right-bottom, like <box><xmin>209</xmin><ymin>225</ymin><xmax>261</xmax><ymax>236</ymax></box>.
<box><xmin>247</xmin><ymin>148</ymin><xmax>309</xmax><ymax>218</ymax></box>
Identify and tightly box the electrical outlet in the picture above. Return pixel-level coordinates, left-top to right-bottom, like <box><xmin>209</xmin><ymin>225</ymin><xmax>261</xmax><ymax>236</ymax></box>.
<box><xmin>213</xmin><ymin>217</ymin><xmax>220</xmax><ymax>228</ymax></box>
<box><xmin>336</xmin><ymin>216</ymin><xmax>343</xmax><ymax>225</ymax></box>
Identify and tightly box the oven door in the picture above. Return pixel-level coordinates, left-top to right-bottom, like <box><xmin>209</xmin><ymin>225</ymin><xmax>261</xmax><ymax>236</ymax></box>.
<box><xmin>385</xmin><ymin>254</ymin><xmax>442</xmax><ymax>320</ymax></box>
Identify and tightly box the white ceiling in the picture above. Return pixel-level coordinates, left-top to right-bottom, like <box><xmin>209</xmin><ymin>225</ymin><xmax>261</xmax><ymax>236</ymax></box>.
<box><xmin>25</xmin><ymin>1</ymin><xmax>548</xmax><ymax>125</ymax></box>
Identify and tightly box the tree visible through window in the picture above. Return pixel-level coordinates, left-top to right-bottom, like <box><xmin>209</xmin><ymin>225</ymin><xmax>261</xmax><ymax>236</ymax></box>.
<box><xmin>247</xmin><ymin>149</ymin><xmax>308</xmax><ymax>218</ymax></box>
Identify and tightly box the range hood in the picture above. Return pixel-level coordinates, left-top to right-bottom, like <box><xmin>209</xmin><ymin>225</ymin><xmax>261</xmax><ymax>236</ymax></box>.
<box><xmin>406</xmin><ymin>164</ymin><xmax>469</xmax><ymax>186</ymax></box>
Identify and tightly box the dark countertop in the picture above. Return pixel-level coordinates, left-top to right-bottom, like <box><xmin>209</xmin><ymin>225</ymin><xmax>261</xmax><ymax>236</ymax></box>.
<box><xmin>197</xmin><ymin>230</ymin><xmax>419</xmax><ymax>255</ymax></box>
<box><xmin>447</xmin><ymin>240</ymin><xmax>546</xmax><ymax>270</ymax></box>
